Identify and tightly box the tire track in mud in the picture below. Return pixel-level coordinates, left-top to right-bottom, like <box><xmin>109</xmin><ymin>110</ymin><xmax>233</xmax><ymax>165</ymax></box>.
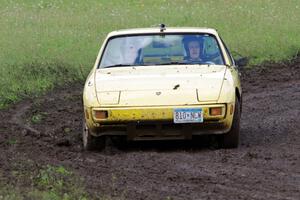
<box><xmin>10</xmin><ymin>102</ymin><xmax>41</xmax><ymax>136</ymax></box>
<box><xmin>0</xmin><ymin>60</ymin><xmax>300</xmax><ymax>199</ymax></box>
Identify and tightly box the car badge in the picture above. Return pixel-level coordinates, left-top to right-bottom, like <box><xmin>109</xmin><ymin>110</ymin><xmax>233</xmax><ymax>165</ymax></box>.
<box><xmin>156</xmin><ymin>92</ymin><xmax>162</xmax><ymax>96</ymax></box>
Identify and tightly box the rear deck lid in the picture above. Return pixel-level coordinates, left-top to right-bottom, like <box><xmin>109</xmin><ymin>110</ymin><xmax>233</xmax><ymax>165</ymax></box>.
<box><xmin>95</xmin><ymin>65</ymin><xmax>226</xmax><ymax>106</ymax></box>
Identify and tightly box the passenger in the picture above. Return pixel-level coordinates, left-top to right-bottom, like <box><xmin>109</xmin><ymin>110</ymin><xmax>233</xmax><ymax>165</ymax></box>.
<box><xmin>123</xmin><ymin>43</ymin><xmax>139</xmax><ymax>64</ymax></box>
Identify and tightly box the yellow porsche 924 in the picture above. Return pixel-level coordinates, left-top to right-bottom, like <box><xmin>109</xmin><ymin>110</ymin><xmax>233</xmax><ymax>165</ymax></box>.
<box><xmin>83</xmin><ymin>25</ymin><xmax>247</xmax><ymax>150</ymax></box>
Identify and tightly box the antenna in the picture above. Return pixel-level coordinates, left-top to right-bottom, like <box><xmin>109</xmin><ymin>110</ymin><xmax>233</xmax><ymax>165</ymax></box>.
<box><xmin>159</xmin><ymin>24</ymin><xmax>166</xmax><ymax>32</ymax></box>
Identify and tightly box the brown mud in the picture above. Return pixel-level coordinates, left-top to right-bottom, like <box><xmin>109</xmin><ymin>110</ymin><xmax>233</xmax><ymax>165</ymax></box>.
<box><xmin>0</xmin><ymin>58</ymin><xmax>300</xmax><ymax>199</ymax></box>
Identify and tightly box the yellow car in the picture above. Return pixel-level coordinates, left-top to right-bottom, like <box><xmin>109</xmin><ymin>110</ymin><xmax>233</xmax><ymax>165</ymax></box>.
<box><xmin>83</xmin><ymin>25</ymin><xmax>246</xmax><ymax>150</ymax></box>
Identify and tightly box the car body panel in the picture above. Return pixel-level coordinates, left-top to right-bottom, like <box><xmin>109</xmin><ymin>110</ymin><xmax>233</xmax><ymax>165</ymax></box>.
<box><xmin>92</xmin><ymin>104</ymin><xmax>227</xmax><ymax>123</ymax></box>
<box><xmin>84</xmin><ymin>103</ymin><xmax>234</xmax><ymax>139</ymax></box>
<box><xmin>95</xmin><ymin>65</ymin><xmax>226</xmax><ymax>106</ymax></box>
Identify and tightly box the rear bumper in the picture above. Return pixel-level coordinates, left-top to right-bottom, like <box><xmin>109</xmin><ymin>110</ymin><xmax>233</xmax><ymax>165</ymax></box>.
<box><xmin>84</xmin><ymin>104</ymin><xmax>234</xmax><ymax>139</ymax></box>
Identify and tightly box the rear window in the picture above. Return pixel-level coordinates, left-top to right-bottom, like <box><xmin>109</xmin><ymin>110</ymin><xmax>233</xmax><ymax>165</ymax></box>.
<box><xmin>99</xmin><ymin>34</ymin><xmax>224</xmax><ymax>68</ymax></box>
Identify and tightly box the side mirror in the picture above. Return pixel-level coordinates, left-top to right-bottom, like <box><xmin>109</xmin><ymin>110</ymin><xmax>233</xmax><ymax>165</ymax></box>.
<box><xmin>234</xmin><ymin>57</ymin><xmax>249</xmax><ymax>68</ymax></box>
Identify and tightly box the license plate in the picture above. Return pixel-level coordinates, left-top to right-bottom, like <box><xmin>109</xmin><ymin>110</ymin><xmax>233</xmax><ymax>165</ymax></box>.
<box><xmin>173</xmin><ymin>108</ymin><xmax>203</xmax><ymax>124</ymax></box>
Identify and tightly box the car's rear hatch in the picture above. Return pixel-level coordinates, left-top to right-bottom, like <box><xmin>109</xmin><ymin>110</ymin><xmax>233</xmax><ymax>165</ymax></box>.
<box><xmin>95</xmin><ymin>65</ymin><xmax>227</xmax><ymax>106</ymax></box>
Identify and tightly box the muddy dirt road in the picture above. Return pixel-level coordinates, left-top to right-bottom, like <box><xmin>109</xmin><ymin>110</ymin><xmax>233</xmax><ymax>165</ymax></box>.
<box><xmin>0</xmin><ymin>58</ymin><xmax>300</xmax><ymax>199</ymax></box>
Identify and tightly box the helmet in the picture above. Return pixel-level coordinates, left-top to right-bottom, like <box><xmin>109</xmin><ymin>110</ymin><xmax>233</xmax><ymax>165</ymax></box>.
<box><xmin>182</xmin><ymin>35</ymin><xmax>203</xmax><ymax>58</ymax></box>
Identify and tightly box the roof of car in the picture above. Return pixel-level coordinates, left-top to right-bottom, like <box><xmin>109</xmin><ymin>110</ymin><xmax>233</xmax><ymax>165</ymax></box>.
<box><xmin>107</xmin><ymin>27</ymin><xmax>219</xmax><ymax>37</ymax></box>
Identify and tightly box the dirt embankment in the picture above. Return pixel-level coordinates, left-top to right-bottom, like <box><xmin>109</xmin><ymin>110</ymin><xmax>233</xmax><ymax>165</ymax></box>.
<box><xmin>0</xmin><ymin>58</ymin><xmax>300</xmax><ymax>199</ymax></box>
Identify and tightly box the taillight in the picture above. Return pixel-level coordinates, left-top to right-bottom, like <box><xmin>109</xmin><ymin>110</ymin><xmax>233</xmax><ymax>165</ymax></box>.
<box><xmin>93</xmin><ymin>110</ymin><xmax>108</xmax><ymax>119</ymax></box>
<box><xmin>210</xmin><ymin>107</ymin><xmax>222</xmax><ymax>116</ymax></box>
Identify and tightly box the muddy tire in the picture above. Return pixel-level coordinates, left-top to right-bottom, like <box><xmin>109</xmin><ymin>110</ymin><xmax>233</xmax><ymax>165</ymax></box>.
<box><xmin>82</xmin><ymin>121</ymin><xmax>106</xmax><ymax>151</ymax></box>
<box><xmin>220</xmin><ymin>98</ymin><xmax>241</xmax><ymax>149</ymax></box>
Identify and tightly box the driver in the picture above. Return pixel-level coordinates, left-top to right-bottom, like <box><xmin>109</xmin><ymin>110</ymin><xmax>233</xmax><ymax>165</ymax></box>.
<box><xmin>183</xmin><ymin>36</ymin><xmax>203</xmax><ymax>62</ymax></box>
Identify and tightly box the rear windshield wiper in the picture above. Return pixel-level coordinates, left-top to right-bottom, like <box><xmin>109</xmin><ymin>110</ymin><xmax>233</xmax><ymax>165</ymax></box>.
<box><xmin>103</xmin><ymin>64</ymin><xmax>136</xmax><ymax>68</ymax></box>
<box><xmin>154</xmin><ymin>61</ymin><xmax>188</xmax><ymax>65</ymax></box>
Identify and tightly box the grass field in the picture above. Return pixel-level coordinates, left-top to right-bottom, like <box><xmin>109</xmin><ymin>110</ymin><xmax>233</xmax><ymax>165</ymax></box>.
<box><xmin>0</xmin><ymin>0</ymin><xmax>300</xmax><ymax>108</ymax></box>
<box><xmin>0</xmin><ymin>164</ymin><xmax>89</xmax><ymax>200</ymax></box>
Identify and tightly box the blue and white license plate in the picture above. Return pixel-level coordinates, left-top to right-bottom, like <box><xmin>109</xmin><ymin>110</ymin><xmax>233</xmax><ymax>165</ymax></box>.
<box><xmin>173</xmin><ymin>108</ymin><xmax>203</xmax><ymax>124</ymax></box>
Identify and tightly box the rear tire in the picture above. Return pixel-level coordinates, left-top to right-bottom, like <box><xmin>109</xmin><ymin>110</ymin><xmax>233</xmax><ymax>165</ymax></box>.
<box><xmin>82</xmin><ymin>120</ymin><xmax>106</xmax><ymax>151</ymax></box>
<box><xmin>221</xmin><ymin>98</ymin><xmax>240</xmax><ymax>148</ymax></box>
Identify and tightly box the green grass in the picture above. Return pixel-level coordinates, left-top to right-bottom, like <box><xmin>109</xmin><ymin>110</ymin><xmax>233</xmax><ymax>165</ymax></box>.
<box><xmin>1</xmin><ymin>162</ymin><xmax>124</xmax><ymax>199</ymax></box>
<box><xmin>0</xmin><ymin>165</ymin><xmax>89</xmax><ymax>200</ymax></box>
<box><xmin>30</xmin><ymin>165</ymin><xmax>88</xmax><ymax>200</ymax></box>
<box><xmin>1</xmin><ymin>0</ymin><xmax>300</xmax><ymax>108</ymax></box>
